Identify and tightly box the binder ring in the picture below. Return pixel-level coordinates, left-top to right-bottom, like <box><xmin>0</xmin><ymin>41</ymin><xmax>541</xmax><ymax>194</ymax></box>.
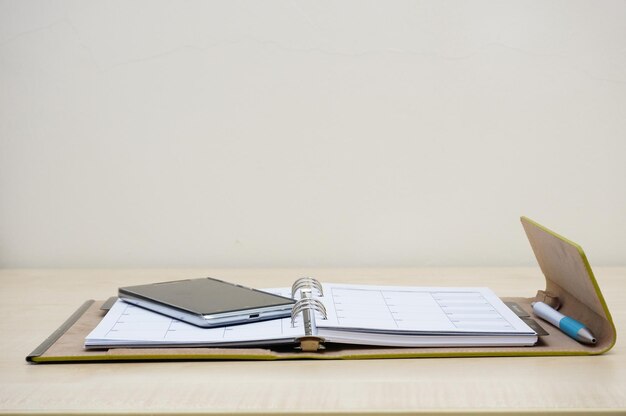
<box><xmin>291</xmin><ymin>277</ymin><xmax>323</xmax><ymax>298</ymax></box>
<box><xmin>290</xmin><ymin>298</ymin><xmax>327</xmax><ymax>327</ymax></box>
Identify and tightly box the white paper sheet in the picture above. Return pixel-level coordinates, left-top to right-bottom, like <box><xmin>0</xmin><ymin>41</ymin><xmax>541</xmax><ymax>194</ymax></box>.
<box><xmin>317</xmin><ymin>284</ymin><xmax>533</xmax><ymax>334</ymax></box>
<box><xmin>85</xmin><ymin>283</ymin><xmax>536</xmax><ymax>348</ymax></box>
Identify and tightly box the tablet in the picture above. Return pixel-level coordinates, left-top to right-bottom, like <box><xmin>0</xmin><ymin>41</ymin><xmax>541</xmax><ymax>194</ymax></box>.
<box><xmin>118</xmin><ymin>277</ymin><xmax>295</xmax><ymax>327</ymax></box>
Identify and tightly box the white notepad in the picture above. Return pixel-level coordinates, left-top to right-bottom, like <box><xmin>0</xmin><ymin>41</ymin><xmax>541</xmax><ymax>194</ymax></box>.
<box><xmin>85</xmin><ymin>283</ymin><xmax>537</xmax><ymax>349</ymax></box>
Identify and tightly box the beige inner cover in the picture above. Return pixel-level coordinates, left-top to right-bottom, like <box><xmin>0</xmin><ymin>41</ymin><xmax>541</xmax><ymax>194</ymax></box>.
<box><xmin>521</xmin><ymin>217</ymin><xmax>616</xmax><ymax>351</ymax></box>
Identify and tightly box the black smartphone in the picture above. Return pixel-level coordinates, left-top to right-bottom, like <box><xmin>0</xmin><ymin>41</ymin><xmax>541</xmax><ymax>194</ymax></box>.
<box><xmin>118</xmin><ymin>277</ymin><xmax>295</xmax><ymax>327</ymax></box>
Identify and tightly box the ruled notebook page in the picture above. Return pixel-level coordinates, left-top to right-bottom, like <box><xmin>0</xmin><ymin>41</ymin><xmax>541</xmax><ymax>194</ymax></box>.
<box><xmin>85</xmin><ymin>287</ymin><xmax>302</xmax><ymax>347</ymax></box>
<box><xmin>316</xmin><ymin>283</ymin><xmax>535</xmax><ymax>335</ymax></box>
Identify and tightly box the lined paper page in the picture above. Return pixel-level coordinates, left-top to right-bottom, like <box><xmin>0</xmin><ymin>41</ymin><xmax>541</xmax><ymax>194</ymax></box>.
<box><xmin>317</xmin><ymin>284</ymin><xmax>534</xmax><ymax>334</ymax></box>
<box><xmin>85</xmin><ymin>288</ymin><xmax>302</xmax><ymax>347</ymax></box>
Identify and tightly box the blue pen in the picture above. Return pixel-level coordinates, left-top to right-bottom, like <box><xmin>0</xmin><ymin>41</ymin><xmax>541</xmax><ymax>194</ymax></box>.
<box><xmin>531</xmin><ymin>301</ymin><xmax>596</xmax><ymax>345</ymax></box>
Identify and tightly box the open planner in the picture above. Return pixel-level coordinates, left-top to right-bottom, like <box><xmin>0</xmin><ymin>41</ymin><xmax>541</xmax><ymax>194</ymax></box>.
<box><xmin>85</xmin><ymin>281</ymin><xmax>538</xmax><ymax>350</ymax></box>
<box><xmin>27</xmin><ymin>217</ymin><xmax>617</xmax><ymax>362</ymax></box>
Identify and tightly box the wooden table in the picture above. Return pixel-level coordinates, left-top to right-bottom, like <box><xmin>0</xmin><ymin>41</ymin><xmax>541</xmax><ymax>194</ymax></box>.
<box><xmin>1</xmin><ymin>268</ymin><xmax>624</xmax><ymax>415</ymax></box>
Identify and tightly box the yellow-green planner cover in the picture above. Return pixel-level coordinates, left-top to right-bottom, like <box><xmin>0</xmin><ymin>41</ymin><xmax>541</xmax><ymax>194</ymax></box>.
<box><xmin>26</xmin><ymin>217</ymin><xmax>617</xmax><ymax>363</ymax></box>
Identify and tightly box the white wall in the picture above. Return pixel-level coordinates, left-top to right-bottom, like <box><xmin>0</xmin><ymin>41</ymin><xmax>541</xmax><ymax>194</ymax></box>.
<box><xmin>1</xmin><ymin>0</ymin><xmax>625</xmax><ymax>268</ymax></box>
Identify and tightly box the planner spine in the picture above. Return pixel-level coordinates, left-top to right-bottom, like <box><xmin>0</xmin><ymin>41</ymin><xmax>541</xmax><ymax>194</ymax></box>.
<box><xmin>290</xmin><ymin>278</ymin><xmax>327</xmax><ymax>352</ymax></box>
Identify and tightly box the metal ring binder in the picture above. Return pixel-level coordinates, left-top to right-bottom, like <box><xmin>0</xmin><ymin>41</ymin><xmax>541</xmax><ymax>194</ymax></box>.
<box><xmin>291</xmin><ymin>288</ymin><xmax>326</xmax><ymax>352</ymax></box>
<box><xmin>291</xmin><ymin>296</ymin><xmax>327</xmax><ymax>328</ymax></box>
<box><xmin>291</xmin><ymin>277</ymin><xmax>323</xmax><ymax>298</ymax></box>
<box><xmin>291</xmin><ymin>299</ymin><xmax>327</xmax><ymax>326</ymax></box>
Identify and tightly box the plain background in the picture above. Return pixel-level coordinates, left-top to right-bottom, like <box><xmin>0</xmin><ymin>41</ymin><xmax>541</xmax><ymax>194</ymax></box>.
<box><xmin>1</xmin><ymin>0</ymin><xmax>625</xmax><ymax>268</ymax></box>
